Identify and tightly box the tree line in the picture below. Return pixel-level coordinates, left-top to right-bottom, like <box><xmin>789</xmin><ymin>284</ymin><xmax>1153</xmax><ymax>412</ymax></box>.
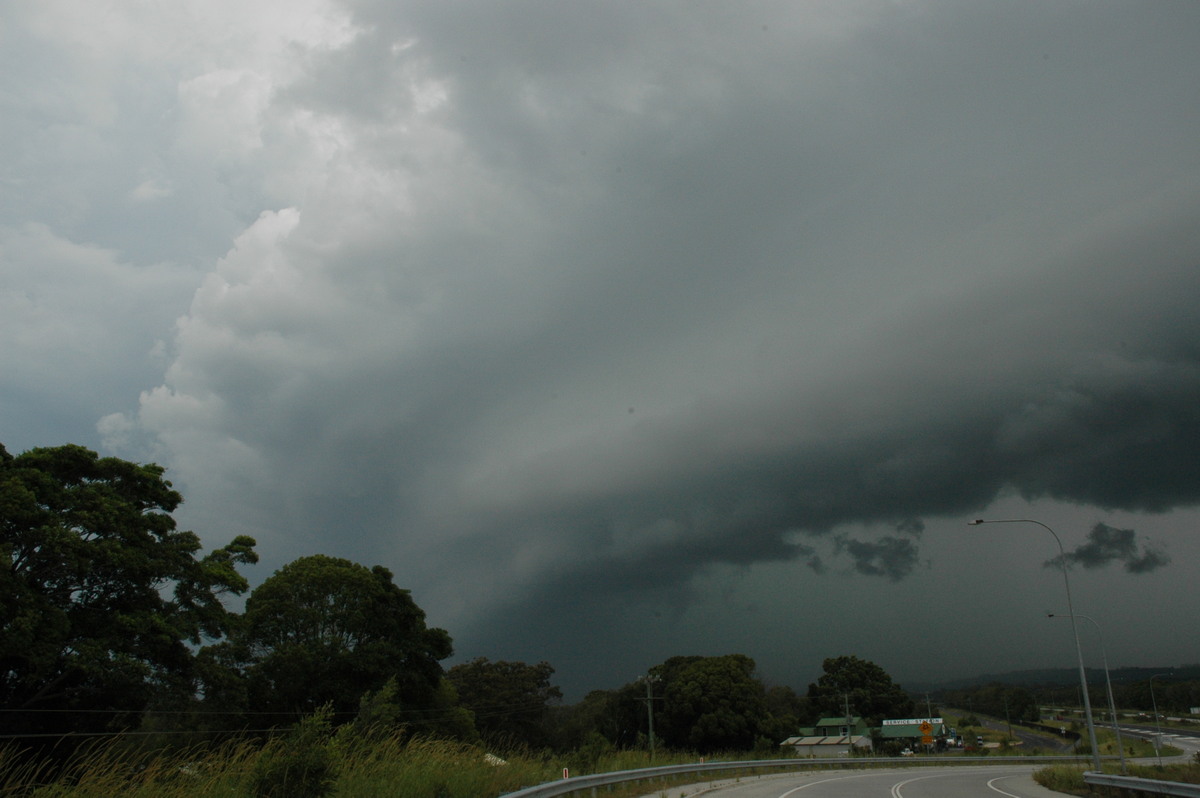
<box><xmin>0</xmin><ymin>442</ymin><xmax>932</xmax><ymax>758</ymax></box>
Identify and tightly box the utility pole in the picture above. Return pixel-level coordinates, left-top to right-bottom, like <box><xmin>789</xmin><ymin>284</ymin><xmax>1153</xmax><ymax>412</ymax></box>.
<box><xmin>925</xmin><ymin>693</ymin><xmax>935</xmax><ymax>753</ymax></box>
<box><xmin>843</xmin><ymin>693</ymin><xmax>853</xmax><ymax>755</ymax></box>
<box><xmin>638</xmin><ymin>675</ymin><xmax>663</xmax><ymax>762</ymax></box>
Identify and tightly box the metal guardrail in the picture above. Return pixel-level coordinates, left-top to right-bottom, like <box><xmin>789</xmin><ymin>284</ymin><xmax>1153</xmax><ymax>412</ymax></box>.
<box><xmin>1084</xmin><ymin>772</ymin><xmax>1200</xmax><ymax>797</ymax></box>
<box><xmin>499</xmin><ymin>754</ymin><xmax>1098</xmax><ymax>798</ymax></box>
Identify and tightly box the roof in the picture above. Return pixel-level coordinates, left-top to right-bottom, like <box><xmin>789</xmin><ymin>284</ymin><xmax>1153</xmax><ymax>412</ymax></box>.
<box><xmin>814</xmin><ymin>716</ymin><xmax>864</xmax><ymax>728</ymax></box>
<box><xmin>877</xmin><ymin>722</ymin><xmax>948</xmax><ymax>739</ymax></box>
<box><xmin>797</xmin><ymin>716</ymin><xmax>870</xmax><ymax>737</ymax></box>
<box><xmin>781</xmin><ymin>735</ymin><xmax>871</xmax><ymax>747</ymax></box>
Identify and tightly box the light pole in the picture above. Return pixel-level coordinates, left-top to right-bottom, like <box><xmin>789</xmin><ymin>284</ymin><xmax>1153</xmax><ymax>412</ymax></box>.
<box><xmin>1049</xmin><ymin>612</ymin><xmax>1125</xmax><ymax>773</ymax></box>
<box><xmin>1150</xmin><ymin>672</ymin><xmax>1171</xmax><ymax>768</ymax></box>
<box><xmin>969</xmin><ymin>518</ymin><xmax>1101</xmax><ymax>771</ymax></box>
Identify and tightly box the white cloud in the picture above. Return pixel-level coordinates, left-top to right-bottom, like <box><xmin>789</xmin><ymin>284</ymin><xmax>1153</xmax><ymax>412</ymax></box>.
<box><xmin>0</xmin><ymin>223</ymin><xmax>194</xmax><ymax>374</ymax></box>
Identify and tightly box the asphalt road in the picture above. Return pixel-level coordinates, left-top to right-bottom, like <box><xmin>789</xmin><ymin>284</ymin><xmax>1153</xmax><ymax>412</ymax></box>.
<box><xmin>1117</xmin><ymin>722</ymin><xmax>1200</xmax><ymax>762</ymax></box>
<box><xmin>626</xmin><ymin>722</ymin><xmax>1198</xmax><ymax>798</ymax></box>
<box><xmin>975</xmin><ymin>717</ymin><xmax>1075</xmax><ymax>753</ymax></box>
<box><xmin>634</xmin><ymin>765</ymin><xmax>1065</xmax><ymax>798</ymax></box>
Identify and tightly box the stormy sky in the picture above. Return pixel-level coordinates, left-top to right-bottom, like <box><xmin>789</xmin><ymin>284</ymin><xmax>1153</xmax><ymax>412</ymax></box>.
<box><xmin>4</xmin><ymin>1</ymin><xmax>1199</xmax><ymax>698</ymax></box>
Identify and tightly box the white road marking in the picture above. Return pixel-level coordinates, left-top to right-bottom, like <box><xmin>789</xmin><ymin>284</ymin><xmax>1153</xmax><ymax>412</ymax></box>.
<box><xmin>766</xmin><ymin>766</ymin><xmax>1038</xmax><ymax>798</ymax></box>
<box><xmin>986</xmin><ymin>774</ymin><xmax>1025</xmax><ymax>798</ymax></box>
<box><xmin>777</xmin><ymin>771</ymin><xmax>883</xmax><ymax>796</ymax></box>
<box><xmin>890</xmin><ymin>773</ymin><xmax>941</xmax><ymax>798</ymax></box>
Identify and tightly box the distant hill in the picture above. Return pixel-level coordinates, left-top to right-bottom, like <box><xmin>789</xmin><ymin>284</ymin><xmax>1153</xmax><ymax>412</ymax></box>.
<box><xmin>907</xmin><ymin>664</ymin><xmax>1200</xmax><ymax>694</ymax></box>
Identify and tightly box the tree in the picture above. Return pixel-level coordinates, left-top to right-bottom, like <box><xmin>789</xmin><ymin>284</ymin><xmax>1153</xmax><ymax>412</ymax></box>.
<box><xmin>657</xmin><ymin>654</ymin><xmax>767</xmax><ymax>752</ymax></box>
<box><xmin>447</xmin><ymin>657</ymin><xmax>562</xmax><ymax>748</ymax></box>
<box><xmin>548</xmin><ymin>683</ymin><xmax>647</xmax><ymax>752</ymax></box>
<box><xmin>945</xmin><ymin>684</ymin><xmax>1038</xmax><ymax>724</ymax></box>
<box><xmin>337</xmin><ymin>676</ymin><xmax>475</xmax><ymax>744</ymax></box>
<box><xmin>759</xmin><ymin>683</ymin><xmax>814</xmax><ymax>744</ymax></box>
<box><xmin>806</xmin><ymin>655</ymin><xmax>914</xmax><ymax>723</ymax></box>
<box><xmin>228</xmin><ymin>554</ymin><xmax>453</xmax><ymax>718</ymax></box>
<box><xmin>0</xmin><ymin>443</ymin><xmax>257</xmax><ymax>737</ymax></box>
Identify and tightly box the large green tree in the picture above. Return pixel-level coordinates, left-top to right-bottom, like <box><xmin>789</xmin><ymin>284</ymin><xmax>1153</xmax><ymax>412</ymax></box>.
<box><xmin>760</xmin><ymin>683</ymin><xmax>814</xmax><ymax>744</ymax></box>
<box><xmin>227</xmin><ymin>554</ymin><xmax>453</xmax><ymax>718</ymax></box>
<box><xmin>656</xmin><ymin>654</ymin><xmax>768</xmax><ymax>752</ymax></box>
<box><xmin>806</xmin><ymin>654</ymin><xmax>914</xmax><ymax>723</ymax></box>
<box><xmin>447</xmin><ymin>657</ymin><xmax>562</xmax><ymax>748</ymax></box>
<box><xmin>0</xmin><ymin>443</ymin><xmax>257</xmax><ymax>737</ymax></box>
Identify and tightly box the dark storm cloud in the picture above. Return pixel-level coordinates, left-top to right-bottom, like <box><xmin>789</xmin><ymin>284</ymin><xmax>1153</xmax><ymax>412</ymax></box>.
<box><xmin>1047</xmin><ymin>523</ymin><xmax>1172</xmax><ymax>574</ymax></box>
<box><xmin>837</xmin><ymin>537</ymin><xmax>920</xmax><ymax>582</ymax></box>
<box><xmin>8</xmin><ymin>0</ymin><xmax>1200</xmax><ymax>694</ymax></box>
<box><xmin>441</xmin><ymin>210</ymin><xmax>1200</xmax><ymax>660</ymax></box>
<box><xmin>1125</xmin><ymin>547</ymin><xmax>1171</xmax><ymax>575</ymax></box>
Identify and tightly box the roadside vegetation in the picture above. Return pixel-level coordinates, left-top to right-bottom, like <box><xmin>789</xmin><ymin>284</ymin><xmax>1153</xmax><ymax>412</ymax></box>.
<box><xmin>5</xmin><ymin>442</ymin><xmax>1200</xmax><ymax>798</ymax></box>
<box><xmin>0</xmin><ymin>731</ymin><xmax>780</xmax><ymax>798</ymax></box>
<box><xmin>946</xmin><ymin>710</ymin><xmax>1169</xmax><ymax>759</ymax></box>
<box><xmin>1035</xmin><ymin>752</ymin><xmax>1200</xmax><ymax>796</ymax></box>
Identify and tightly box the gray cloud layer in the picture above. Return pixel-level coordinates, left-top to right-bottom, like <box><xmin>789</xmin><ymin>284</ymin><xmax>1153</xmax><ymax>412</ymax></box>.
<box><xmin>4</xmin><ymin>0</ymin><xmax>1199</xmax><ymax>692</ymax></box>
<box><xmin>1049</xmin><ymin>523</ymin><xmax>1172</xmax><ymax>574</ymax></box>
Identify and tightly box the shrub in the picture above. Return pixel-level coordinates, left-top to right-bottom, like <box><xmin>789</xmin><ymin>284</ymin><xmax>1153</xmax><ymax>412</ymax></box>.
<box><xmin>1032</xmin><ymin>764</ymin><xmax>1086</xmax><ymax>795</ymax></box>
<box><xmin>250</xmin><ymin>707</ymin><xmax>338</xmax><ymax>798</ymax></box>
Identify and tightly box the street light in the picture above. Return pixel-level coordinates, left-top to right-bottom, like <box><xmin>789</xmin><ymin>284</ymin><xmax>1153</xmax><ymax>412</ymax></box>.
<box><xmin>969</xmin><ymin>518</ymin><xmax>1101</xmax><ymax>771</ymax></box>
<box><xmin>1048</xmin><ymin>612</ymin><xmax>1125</xmax><ymax>773</ymax></box>
<box><xmin>1150</xmin><ymin>672</ymin><xmax>1171</xmax><ymax>768</ymax></box>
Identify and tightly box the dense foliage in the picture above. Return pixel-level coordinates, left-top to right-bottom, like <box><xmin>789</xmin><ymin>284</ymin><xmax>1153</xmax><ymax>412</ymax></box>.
<box><xmin>656</xmin><ymin>654</ymin><xmax>768</xmax><ymax>751</ymax></box>
<box><xmin>807</xmin><ymin>654</ymin><xmax>915</xmax><ymax>723</ymax></box>
<box><xmin>940</xmin><ymin>684</ymin><xmax>1039</xmax><ymax>723</ymax></box>
<box><xmin>448</xmin><ymin>657</ymin><xmax>561</xmax><ymax>748</ymax></box>
<box><xmin>1032</xmin><ymin>671</ymin><xmax>1200</xmax><ymax>716</ymax></box>
<box><xmin>0</xmin><ymin>443</ymin><xmax>257</xmax><ymax>738</ymax></box>
<box><xmin>231</xmin><ymin>555</ymin><xmax>453</xmax><ymax>717</ymax></box>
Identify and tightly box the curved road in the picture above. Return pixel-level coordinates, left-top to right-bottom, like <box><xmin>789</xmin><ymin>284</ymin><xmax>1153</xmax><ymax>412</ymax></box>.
<box><xmin>627</xmin><ymin>724</ymin><xmax>1199</xmax><ymax>798</ymax></box>
<box><xmin>635</xmin><ymin>765</ymin><xmax>1066</xmax><ymax>798</ymax></box>
<box><xmin>1118</xmin><ymin>722</ymin><xmax>1200</xmax><ymax>761</ymax></box>
<box><xmin>975</xmin><ymin>717</ymin><xmax>1075</xmax><ymax>753</ymax></box>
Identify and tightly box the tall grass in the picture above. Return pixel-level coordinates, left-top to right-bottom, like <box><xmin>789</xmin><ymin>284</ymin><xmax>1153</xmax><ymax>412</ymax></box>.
<box><xmin>1034</xmin><ymin>749</ymin><xmax>1200</xmax><ymax>795</ymax></box>
<box><xmin>332</xmin><ymin>736</ymin><xmax>550</xmax><ymax>798</ymax></box>
<box><xmin>0</xmin><ymin>733</ymin><xmax>564</xmax><ymax>798</ymax></box>
<box><xmin>1</xmin><ymin>736</ymin><xmax>261</xmax><ymax>798</ymax></box>
<box><xmin>1031</xmin><ymin>763</ymin><xmax>1087</xmax><ymax>795</ymax></box>
<box><xmin>1</xmin><ymin>731</ymin><xmax>745</xmax><ymax>798</ymax></box>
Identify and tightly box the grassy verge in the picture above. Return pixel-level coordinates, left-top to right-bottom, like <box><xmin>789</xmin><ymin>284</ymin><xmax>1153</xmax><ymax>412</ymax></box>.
<box><xmin>1035</xmin><ymin>756</ymin><xmax>1200</xmax><ymax>797</ymax></box>
<box><xmin>0</xmin><ymin>734</ymin><xmax>754</xmax><ymax>798</ymax></box>
<box><xmin>0</xmin><ymin>736</ymin><xmax>548</xmax><ymax>798</ymax></box>
<box><xmin>4</xmin><ymin>721</ymin><xmax>1177</xmax><ymax>798</ymax></box>
<box><xmin>944</xmin><ymin>711</ymin><xmax>1176</xmax><ymax>759</ymax></box>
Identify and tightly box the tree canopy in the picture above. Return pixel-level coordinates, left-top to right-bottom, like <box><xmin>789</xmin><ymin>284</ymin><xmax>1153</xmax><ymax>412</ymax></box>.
<box><xmin>227</xmin><ymin>554</ymin><xmax>454</xmax><ymax>717</ymax></box>
<box><xmin>447</xmin><ymin>657</ymin><xmax>562</xmax><ymax>747</ymax></box>
<box><xmin>806</xmin><ymin>654</ymin><xmax>914</xmax><ymax>723</ymax></box>
<box><xmin>656</xmin><ymin>654</ymin><xmax>768</xmax><ymax>752</ymax></box>
<box><xmin>0</xmin><ymin>443</ymin><xmax>257</xmax><ymax>737</ymax></box>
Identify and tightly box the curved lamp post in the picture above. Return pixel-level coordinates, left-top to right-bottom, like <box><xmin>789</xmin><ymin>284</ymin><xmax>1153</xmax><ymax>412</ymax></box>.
<box><xmin>969</xmin><ymin>518</ymin><xmax>1101</xmax><ymax>771</ymax></box>
<box><xmin>1049</xmin><ymin>612</ymin><xmax>1125</xmax><ymax>773</ymax></box>
<box><xmin>1150</xmin><ymin>672</ymin><xmax>1171</xmax><ymax>767</ymax></box>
